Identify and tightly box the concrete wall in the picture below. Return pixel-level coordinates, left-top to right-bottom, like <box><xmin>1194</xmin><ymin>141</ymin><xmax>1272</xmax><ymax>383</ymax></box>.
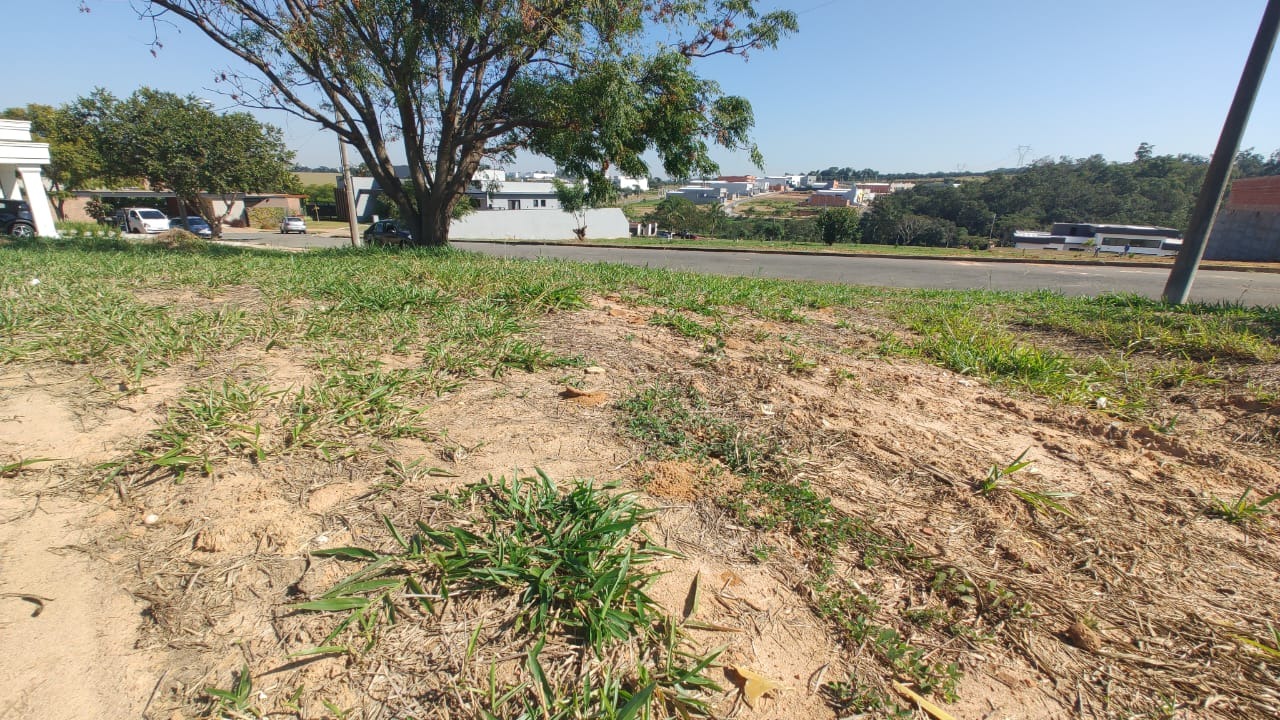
<box><xmin>1206</xmin><ymin>208</ymin><xmax>1280</xmax><ymax>261</ymax></box>
<box><xmin>1206</xmin><ymin>176</ymin><xmax>1280</xmax><ymax>261</ymax></box>
<box><xmin>450</xmin><ymin>208</ymin><xmax>630</xmax><ymax>240</ymax></box>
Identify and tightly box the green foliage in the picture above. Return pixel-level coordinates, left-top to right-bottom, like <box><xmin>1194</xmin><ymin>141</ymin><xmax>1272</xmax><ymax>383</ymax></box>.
<box><xmin>1207</xmin><ymin>487</ymin><xmax>1280</xmax><ymax>526</ymax></box>
<box><xmin>109</xmin><ymin>0</ymin><xmax>797</xmax><ymax>246</ymax></box>
<box><xmin>300</xmin><ymin>182</ymin><xmax>336</xmax><ymax>205</ymax></box>
<box><xmin>647</xmin><ymin>195</ymin><xmax>705</xmax><ymax>235</ymax></box>
<box><xmin>204</xmin><ymin>665</ymin><xmax>260</xmax><ymax>719</ymax></box>
<box><xmin>297</xmin><ymin>471</ymin><xmax>670</xmax><ymax>651</ymax></box>
<box><xmin>247</xmin><ymin>206</ymin><xmax>286</xmax><ymax>230</ymax></box>
<box><xmin>553</xmin><ymin>179</ymin><xmax>592</xmax><ymax>240</ymax></box>
<box><xmin>975</xmin><ymin>449</ymin><xmax>1076</xmax><ymax>518</ymax></box>
<box><xmin>815</xmin><ymin>206</ymin><xmax>860</xmax><ymax>245</ymax></box>
<box><xmin>292</xmin><ymin>471</ymin><xmax>721</xmax><ymax>718</ymax></box>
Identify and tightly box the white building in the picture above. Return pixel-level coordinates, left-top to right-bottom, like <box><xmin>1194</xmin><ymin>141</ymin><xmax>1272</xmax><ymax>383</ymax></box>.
<box><xmin>668</xmin><ymin>185</ymin><xmax>726</xmax><ymax>205</ymax></box>
<box><xmin>466</xmin><ymin>180</ymin><xmax>561</xmax><ymax>210</ymax></box>
<box><xmin>611</xmin><ymin>175</ymin><xmax>649</xmax><ymax>192</ymax></box>
<box><xmin>0</xmin><ymin>120</ymin><xmax>58</xmax><ymax>237</ymax></box>
<box><xmin>518</xmin><ymin>170</ymin><xmax>557</xmax><ymax>181</ymax></box>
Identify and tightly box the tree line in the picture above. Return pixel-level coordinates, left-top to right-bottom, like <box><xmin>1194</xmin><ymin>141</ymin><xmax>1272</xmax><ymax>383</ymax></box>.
<box><xmin>3</xmin><ymin>88</ymin><xmax>297</xmax><ymax>234</ymax></box>
<box><xmin>654</xmin><ymin>145</ymin><xmax>1280</xmax><ymax>248</ymax></box>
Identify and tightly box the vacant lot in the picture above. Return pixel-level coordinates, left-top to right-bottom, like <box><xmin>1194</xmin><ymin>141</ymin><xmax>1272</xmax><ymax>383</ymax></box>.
<box><xmin>2</xmin><ymin>236</ymin><xmax>1278</xmax><ymax>719</ymax></box>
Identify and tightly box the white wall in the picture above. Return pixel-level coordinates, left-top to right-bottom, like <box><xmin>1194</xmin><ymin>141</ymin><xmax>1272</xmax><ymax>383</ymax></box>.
<box><xmin>450</xmin><ymin>207</ymin><xmax>630</xmax><ymax>240</ymax></box>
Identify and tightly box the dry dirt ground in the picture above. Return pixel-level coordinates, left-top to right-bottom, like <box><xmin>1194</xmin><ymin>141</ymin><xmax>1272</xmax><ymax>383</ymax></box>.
<box><xmin>2</xmin><ymin>291</ymin><xmax>1278</xmax><ymax>719</ymax></box>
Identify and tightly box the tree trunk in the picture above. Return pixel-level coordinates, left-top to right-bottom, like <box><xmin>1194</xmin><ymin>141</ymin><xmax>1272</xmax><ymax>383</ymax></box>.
<box><xmin>407</xmin><ymin>197</ymin><xmax>452</xmax><ymax>248</ymax></box>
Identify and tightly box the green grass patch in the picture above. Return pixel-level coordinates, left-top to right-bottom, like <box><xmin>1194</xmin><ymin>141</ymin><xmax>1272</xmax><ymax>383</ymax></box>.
<box><xmin>295</xmin><ymin>470</ymin><xmax>721</xmax><ymax>718</ymax></box>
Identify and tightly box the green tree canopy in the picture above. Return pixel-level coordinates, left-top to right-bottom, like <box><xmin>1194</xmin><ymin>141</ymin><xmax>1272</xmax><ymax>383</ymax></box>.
<box><xmin>815</xmin><ymin>206</ymin><xmax>860</xmax><ymax>245</ymax></box>
<box><xmin>95</xmin><ymin>0</ymin><xmax>797</xmax><ymax>246</ymax></box>
<box><xmin>552</xmin><ymin>179</ymin><xmax>592</xmax><ymax>241</ymax></box>
<box><xmin>90</xmin><ymin>88</ymin><xmax>297</xmax><ymax>232</ymax></box>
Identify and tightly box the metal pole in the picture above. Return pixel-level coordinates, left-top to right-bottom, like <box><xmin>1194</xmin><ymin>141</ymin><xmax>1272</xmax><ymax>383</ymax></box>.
<box><xmin>1163</xmin><ymin>0</ymin><xmax>1280</xmax><ymax>304</ymax></box>
<box><xmin>336</xmin><ymin>109</ymin><xmax>362</xmax><ymax>248</ymax></box>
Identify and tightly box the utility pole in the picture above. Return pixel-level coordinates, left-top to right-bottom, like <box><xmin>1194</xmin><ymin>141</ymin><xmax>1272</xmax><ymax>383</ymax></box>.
<box><xmin>1163</xmin><ymin>0</ymin><xmax>1279</xmax><ymax>304</ymax></box>
<box><xmin>335</xmin><ymin>108</ymin><xmax>362</xmax><ymax>248</ymax></box>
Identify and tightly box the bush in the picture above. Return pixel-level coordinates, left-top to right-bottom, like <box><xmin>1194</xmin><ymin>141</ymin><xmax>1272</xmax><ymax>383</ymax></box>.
<box><xmin>247</xmin><ymin>206</ymin><xmax>286</xmax><ymax>230</ymax></box>
<box><xmin>151</xmin><ymin>229</ymin><xmax>209</xmax><ymax>252</ymax></box>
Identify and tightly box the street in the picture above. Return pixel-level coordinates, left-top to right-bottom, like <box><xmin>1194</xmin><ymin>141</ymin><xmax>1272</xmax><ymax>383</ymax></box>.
<box><xmin>209</xmin><ymin>232</ymin><xmax>1280</xmax><ymax>307</ymax></box>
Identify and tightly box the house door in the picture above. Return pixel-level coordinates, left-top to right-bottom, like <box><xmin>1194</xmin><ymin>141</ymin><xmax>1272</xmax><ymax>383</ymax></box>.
<box><xmin>508</xmin><ymin>199</ymin><xmax>521</xmax><ymax>210</ymax></box>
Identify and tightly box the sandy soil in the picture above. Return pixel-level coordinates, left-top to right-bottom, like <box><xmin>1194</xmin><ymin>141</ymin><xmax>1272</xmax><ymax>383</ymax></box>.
<box><xmin>1</xmin><ymin>292</ymin><xmax>1277</xmax><ymax>719</ymax></box>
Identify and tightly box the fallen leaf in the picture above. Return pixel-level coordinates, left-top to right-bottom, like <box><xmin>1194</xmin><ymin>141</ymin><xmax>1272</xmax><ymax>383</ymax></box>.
<box><xmin>560</xmin><ymin>386</ymin><xmax>608</xmax><ymax>406</ymax></box>
<box><xmin>726</xmin><ymin>666</ymin><xmax>781</xmax><ymax>707</ymax></box>
<box><xmin>892</xmin><ymin>681</ymin><xmax>956</xmax><ymax>720</ymax></box>
<box><xmin>719</xmin><ymin>570</ymin><xmax>744</xmax><ymax>587</ymax></box>
<box><xmin>682</xmin><ymin>571</ymin><xmax>701</xmax><ymax>622</ymax></box>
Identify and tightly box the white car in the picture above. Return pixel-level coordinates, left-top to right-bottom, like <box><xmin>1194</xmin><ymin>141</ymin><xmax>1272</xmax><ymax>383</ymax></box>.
<box><xmin>279</xmin><ymin>216</ymin><xmax>308</xmax><ymax>234</ymax></box>
<box><xmin>123</xmin><ymin>207</ymin><xmax>170</xmax><ymax>234</ymax></box>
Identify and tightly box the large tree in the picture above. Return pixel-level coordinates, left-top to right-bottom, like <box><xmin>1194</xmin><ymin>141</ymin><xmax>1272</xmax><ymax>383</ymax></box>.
<box><xmin>94</xmin><ymin>88</ymin><xmax>298</xmax><ymax>235</ymax></box>
<box><xmin>90</xmin><ymin>0</ymin><xmax>797</xmax><ymax>246</ymax></box>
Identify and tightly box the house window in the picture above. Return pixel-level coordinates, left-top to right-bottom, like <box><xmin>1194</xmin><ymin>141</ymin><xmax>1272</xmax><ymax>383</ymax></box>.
<box><xmin>534</xmin><ymin>199</ymin><xmax>547</xmax><ymax>207</ymax></box>
<box><xmin>508</xmin><ymin>199</ymin><xmax>521</xmax><ymax>210</ymax></box>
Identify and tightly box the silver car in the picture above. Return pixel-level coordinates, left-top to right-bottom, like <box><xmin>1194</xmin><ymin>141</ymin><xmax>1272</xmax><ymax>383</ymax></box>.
<box><xmin>279</xmin><ymin>216</ymin><xmax>308</xmax><ymax>234</ymax></box>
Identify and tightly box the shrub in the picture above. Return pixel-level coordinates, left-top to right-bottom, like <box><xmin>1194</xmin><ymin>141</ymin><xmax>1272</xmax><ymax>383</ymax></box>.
<box><xmin>248</xmin><ymin>206</ymin><xmax>286</xmax><ymax>230</ymax></box>
<box><xmin>151</xmin><ymin>229</ymin><xmax>209</xmax><ymax>252</ymax></box>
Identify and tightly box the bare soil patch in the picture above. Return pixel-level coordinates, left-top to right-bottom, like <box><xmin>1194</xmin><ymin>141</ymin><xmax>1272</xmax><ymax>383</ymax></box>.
<box><xmin>1</xmin><ymin>289</ymin><xmax>1277</xmax><ymax>719</ymax></box>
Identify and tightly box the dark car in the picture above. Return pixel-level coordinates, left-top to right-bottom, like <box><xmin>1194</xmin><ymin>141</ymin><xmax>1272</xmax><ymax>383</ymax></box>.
<box><xmin>0</xmin><ymin>200</ymin><xmax>35</xmax><ymax>237</ymax></box>
<box><xmin>364</xmin><ymin>219</ymin><xmax>414</xmax><ymax>247</ymax></box>
<box><xmin>170</xmin><ymin>216</ymin><xmax>213</xmax><ymax>238</ymax></box>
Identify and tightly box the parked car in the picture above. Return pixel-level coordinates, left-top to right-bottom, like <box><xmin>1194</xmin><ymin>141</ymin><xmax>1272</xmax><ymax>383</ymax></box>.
<box><xmin>0</xmin><ymin>199</ymin><xmax>35</xmax><ymax>237</ymax></box>
<box><xmin>122</xmin><ymin>207</ymin><xmax>170</xmax><ymax>234</ymax></box>
<box><xmin>279</xmin><ymin>216</ymin><xmax>307</xmax><ymax>234</ymax></box>
<box><xmin>364</xmin><ymin>219</ymin><xmax>414</xmax><ymax>247</ymax></box>
<box><xmin>170</xmin><ymin>216</ymin><xmax>213</xmax><ymax>238</ymax></box>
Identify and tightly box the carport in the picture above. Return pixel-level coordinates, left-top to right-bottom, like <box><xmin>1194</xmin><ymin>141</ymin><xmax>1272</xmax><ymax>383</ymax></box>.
<box><xmin>0</xmin><ymin>119</ymin><xmax>58</xmax><ymax>238</ymax></box>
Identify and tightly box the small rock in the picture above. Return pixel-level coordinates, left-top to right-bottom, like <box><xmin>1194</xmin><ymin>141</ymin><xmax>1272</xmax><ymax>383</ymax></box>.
<box><xmin>1095</xmin><ymin>397</ymin><xmax>1109</xmax><ymax>409</ymax></box>
<box><xmin>760</xmin><ymin>403</ymin><xmax>775</xmax><ymax>416</ymax></box>
<box><xmin>28</xmin><ymin>278</ymin><xmax>40</xmax><ymax>286</ymax></box>
<box><xmin>143</xmin><ymin>513</ymin><xmax>159</xmax><ymax>526</ymax></box>
<box><xmin>585</xmin><ymin>366</ymin><xmax>606</xmax><ymax>375</ymax></box>
<box><xmin>313</xmin><ymin>533</ymin><xmax>330</xmax><ymax>545</ymax></box>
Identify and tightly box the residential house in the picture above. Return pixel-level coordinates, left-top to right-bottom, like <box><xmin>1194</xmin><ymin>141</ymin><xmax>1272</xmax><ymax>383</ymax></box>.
<box><xmin>60</xmin><ymin>188</ymin><xmax>303</xmax><ymax>226</ymax></box>
<box><xmin>465</xmin><ymin>179</ymin><xmax>561</xmax><ymax>210</ymax></box>
<box><xmin>667</xmin><ymin>185</ymin><xmax>726</xmax><ymax>205</ymax></box>
<box><xmin>804</xmin><ymin>187</ymin><xmax>858</xmax><ymax>207</ymax></box>
<box><xmin>856</xmin><ymin>182</ymin><xmax>893</xmax><ymax>204</ymax></box>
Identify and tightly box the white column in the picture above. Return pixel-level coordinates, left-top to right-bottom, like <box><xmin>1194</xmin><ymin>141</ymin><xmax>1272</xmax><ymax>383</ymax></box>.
<box><xmin>17</xmin><ymin>166</ymin><xmax>59</xmax><ymax>238</ymax></box>
<box><xmin>0</xmin><ymin>165</ymin><xmax>18</xmax><ymax>200</ymax></box>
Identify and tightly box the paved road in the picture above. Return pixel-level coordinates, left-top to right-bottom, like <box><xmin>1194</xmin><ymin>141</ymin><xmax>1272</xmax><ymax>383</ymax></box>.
<box><xmin>455</xmin><ymin>243</ymin><xmax>1280</xmax><ymax>306</ymax></box>
<box><xmin>211</xmin><ymin>232</ymin><xmax>1280</xmax><ymax>307</ymax></box>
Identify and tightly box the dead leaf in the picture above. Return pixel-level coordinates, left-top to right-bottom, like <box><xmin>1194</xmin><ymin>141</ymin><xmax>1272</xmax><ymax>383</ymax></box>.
<box><xmin>892</xmin><ymin>681</ymin><xmax>956</xmax><ymax>720</ymax></box>
<box><xmin>719</xmin><ymin>570</ymin><xmax>744</xmax><ymax>587</ymax></box>
<box><xmin>726</xmin><ymin>666</ymin><xmax>781</xmax><ymax>707</ymax></box>
<box><xmin>559</xmin><ymin>386</ymin><xmax>608</xmax><ymax>406</ymax></box>
<box><xmin>682</xmin><ymin>571</ymin><xmax>701</xmax><ymax>622</ymax></box>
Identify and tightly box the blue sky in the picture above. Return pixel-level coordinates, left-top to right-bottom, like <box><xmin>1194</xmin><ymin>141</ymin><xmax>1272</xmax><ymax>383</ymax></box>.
<box><xmin>7</xmin><ymin>1</ymin><xmax>1279</xmax><ymax>176</ymax></box>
